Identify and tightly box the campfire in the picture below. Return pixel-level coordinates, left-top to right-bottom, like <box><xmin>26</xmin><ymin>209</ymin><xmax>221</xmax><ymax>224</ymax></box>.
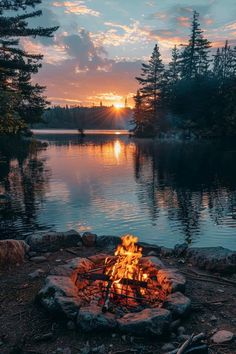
<box><xmin>79</xmin><ymin>235</ymin><xmax>166</xmax><ymax>313</ymax></box>
<box><xmin>38</xmin><ymin>234</ymin><xmax>190</xmax><ymax>336</ymax></box>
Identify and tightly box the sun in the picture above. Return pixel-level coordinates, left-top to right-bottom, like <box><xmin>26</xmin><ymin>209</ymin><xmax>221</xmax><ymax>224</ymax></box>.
<box><xmin>114</xmin><ymin>103</ymin><xmax>124</xmax><ymax>110</ymax></box>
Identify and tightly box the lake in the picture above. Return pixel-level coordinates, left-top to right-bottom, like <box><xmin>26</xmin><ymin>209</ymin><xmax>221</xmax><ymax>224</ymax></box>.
<box><xmin>1</xmin><ymin>130</ymin><xmax>236</xmax><ymax>250</ymax></box>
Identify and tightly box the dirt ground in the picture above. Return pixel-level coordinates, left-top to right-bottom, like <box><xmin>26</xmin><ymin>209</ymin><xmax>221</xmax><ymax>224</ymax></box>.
<box><xmin>0</xmin><ymin>246</ymin><xmax>236</xmax><ymax>354</ymax></box>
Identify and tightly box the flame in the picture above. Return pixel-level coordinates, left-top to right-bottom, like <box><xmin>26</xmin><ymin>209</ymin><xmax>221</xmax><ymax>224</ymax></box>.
<box><xmin>105</xmin><ymin>235</ymin><xmax>147</xmax><ymax>295</ymax></box>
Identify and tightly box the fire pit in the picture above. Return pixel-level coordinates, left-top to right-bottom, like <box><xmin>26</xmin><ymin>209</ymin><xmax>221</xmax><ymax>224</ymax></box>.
<box><xmin>37</xmin><ymin>235</ymin><xmax>191</xmax><ymax>336</ymax></box>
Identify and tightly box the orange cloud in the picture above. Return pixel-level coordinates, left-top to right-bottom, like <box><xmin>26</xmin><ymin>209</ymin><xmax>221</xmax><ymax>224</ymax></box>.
<box><xmin>53</xmin><ymin>1</ymin><xmax>100</xmax><ymax>17</ymax></box>
<box><xmin>177</xmin><ymin>16</ymin><xmax>190</xmax><ymax>28</ymax></box>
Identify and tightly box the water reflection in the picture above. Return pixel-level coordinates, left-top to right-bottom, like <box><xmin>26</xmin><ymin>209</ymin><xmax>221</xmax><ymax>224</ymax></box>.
<box><xmin>0</xmin><ymin>138</ymin><xmax>50</xmax><ymax>239</ymax></box>
<box><xmin>0</xmin><ymin>134</ymin><xmax>236</xmax><ymax>249</ymax></box>
<box><xmin>134</xmin><ymin>140</ymin><xmax>236</xmax><ymax>245</ymax></box>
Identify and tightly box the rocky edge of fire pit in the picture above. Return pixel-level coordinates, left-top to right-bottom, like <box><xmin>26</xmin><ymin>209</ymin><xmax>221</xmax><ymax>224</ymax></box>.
<box><xmin>36</xmin><ymin>253</ymin><xmax>190</xmax><ymax>337</ymax></box>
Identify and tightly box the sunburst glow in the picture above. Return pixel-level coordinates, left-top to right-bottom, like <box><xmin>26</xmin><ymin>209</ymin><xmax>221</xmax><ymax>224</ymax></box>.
<box><xmin>114</xmin><ymin>103</ymin><xmax>124</xmax><ymax>110</ymax></box>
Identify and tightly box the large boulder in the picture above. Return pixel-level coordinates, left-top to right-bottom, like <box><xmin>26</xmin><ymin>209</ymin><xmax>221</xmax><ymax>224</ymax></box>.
<box><xmin>26</xmin><ymin>230</ymin><xmax>81</xmax><ymax>252</ymax></box>
<box><xmin>96</xmin><ymin>235</ymin><xmax>121</xmax><ymax>249</ymax></box>
<box><xmin>82</xmin><ymin>232</ymin><xmax>97</xmax><ymax>247</ymax></box>
<box><xmin>185</xmin><ymin>247</ymin><xmax>236</xmax><ymax>274</ymax></box>
<box><xmin>163</xmin><ymin>292</ymin><xmax>191</xmax><ymax>317</ymax></box>
<box><xmin>77</xmin><ymin>304</ymin><xmax>117</xmax><ymax>332</ymax></box>
<box><xmin>157</xmin><ymin>269</ymin><xmax>186</xmax><ymax>293</ymax></box>
<box><xmin>37</xmin><ymin>275</ymin><xmax>80</xmax><ymax>319</ymax></box>
<box><xmin>0</xmin><ymin>240</ymin><xmax>29</xmax><ymax>267</ymax></box>
<box><xmin>118</xmin><ymin>308</ymin><xmax>171</xmax><ymax>336</ymax></box>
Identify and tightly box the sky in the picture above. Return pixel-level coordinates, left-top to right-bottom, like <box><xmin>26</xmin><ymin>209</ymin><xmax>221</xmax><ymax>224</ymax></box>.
<box><xmin>23</xmin><ymin>0</ymin><xmax>236</xmax><ymax>107</ymax></box>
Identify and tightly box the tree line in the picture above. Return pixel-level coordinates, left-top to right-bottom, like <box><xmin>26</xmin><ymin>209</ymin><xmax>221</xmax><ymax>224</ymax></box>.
<box><xmin>133</xmin><ymin>11</ymin><xmax>236</xmax><ymax>138</ymax></box>
<box><xmin>37</xmin><ymin>105</ymin><xmax>132</xmax><ymax>130</ymax></box>
<box><xmin>0</xmin><ymin>0</ymin><xmax>58</xmax><ymax>135</ymax></box>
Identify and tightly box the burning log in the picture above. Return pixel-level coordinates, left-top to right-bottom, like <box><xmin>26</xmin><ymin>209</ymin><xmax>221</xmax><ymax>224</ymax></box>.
<box><xmin>81</xmin><ymin>273</ymin><xmax>148</xmax><ymax>288</ymax></box>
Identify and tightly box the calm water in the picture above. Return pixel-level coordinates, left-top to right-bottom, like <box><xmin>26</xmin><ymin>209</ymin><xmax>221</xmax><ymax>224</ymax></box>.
<box><xmin>1</xmin><ymin>130</ymin><xmax>236</xmax><ymax>250</ymax></box>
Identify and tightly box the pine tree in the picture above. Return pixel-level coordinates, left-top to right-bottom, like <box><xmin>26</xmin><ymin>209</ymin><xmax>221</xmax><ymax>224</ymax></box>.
<box><xmin>168</xmin><ymin>45</ymin><xmax>181</xmax><ymax>84</ymax></box>
<box><xmin>180</xmin><ymin>11</ymin><xmax>211</xmax><ymax>79</ymax></box>
<box><xmin>132</xmin><ymin>90</ymin><xmax>145</xmax><ymax>136</ymax></box>
<box><xmin>136</xmin><ymin>44</ymin><xmax>164</xmax><ymax>135</ymax></box>
<box><xmin>213</xmin><ymin>48</ymin><xmax>222</xmax><ymax>78</ymax></box>
<box><xmin>0</xmin><ymin>0</ymin><xmax>59</xmax><ymax>135</ymax></box>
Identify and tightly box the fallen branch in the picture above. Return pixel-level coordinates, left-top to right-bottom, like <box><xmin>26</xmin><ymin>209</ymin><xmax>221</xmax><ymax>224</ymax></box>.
<box><xmin>185</xmin><ymin>268</ymin><xmax>236</xmax><ymax>287</ymax></box>
<box><xmin>169</xmin><ymin>333</ymin><xmax>205</xmax><ymax>354</ymax></box>
<box><xmin>177</xmin><ymin>333</ymin><xmax>195</xmax><ymax>354</ymax></box>
<box><xmin>180</xmin><ymin>271</ymin><xmax>236</xmax><ymax>287</ymax></box>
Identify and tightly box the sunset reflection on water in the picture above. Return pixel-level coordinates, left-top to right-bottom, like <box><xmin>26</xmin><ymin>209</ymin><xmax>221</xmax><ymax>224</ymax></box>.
<box><xmin>1</xmin><ymin>133</ymin><xmax>236</xmax><ymax>250</ymax></box>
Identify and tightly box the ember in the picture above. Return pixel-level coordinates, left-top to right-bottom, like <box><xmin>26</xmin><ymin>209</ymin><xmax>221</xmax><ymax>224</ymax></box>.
<box><xmin>80</xmin><ymin>234</ymin><xmax>167</xmax><ymax>312</ymax></box>
<box><xmin>38</xmin><ymin>234</ymin><xmax>190</xmax><ymax>336</ymax></box>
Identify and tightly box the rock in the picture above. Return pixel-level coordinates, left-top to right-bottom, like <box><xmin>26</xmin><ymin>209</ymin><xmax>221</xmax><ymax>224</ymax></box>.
<box><xmin>211</xmin><ymin>330</ymin><xmax>234</xmax><ymax>344</ymax></box>
<box><xmin>96</xmin><ymin>235</ymin><xmax>121</xmax><ymax>249</ymax></box>
<box><xmin>185</xmin><ymin>247</ymin><xmax>236</xmax><ymax>274</ymax></box>
<box><xmin>158</xmin><ymin>269</ymin><xmax>186</xmax><ymax>293</ymax></box>
<box><xmin>82</xmin><ymin>232</ymin><xmax>97</xmax><ymax>247</ymax></box>
<box><xmin>0</xmin><ymin>240</ymin><xmax>29</xmax><ymax>267</ymax></box>
<box><xmin>141</xmin><ymin>256</ymin><xmax>164</xmax><ymax>269</ymax></box>
<box><xmin>118</xmin><ymin>308</ymin><xmax>171</xmax><ymax>336</ymax></box>
<box><xmin>91</xmin><ymin>344</ymin><xmax>105</xmax><ymax>353</ymax></box>
<box><xmin>29</xmin><ymin>269</ymin><xmax>45</xmax><ymax>279</ymax></box>
<box><xmin>37</xmin><ymin>276</ymin><xmax>80</xmax><ymax>319</ymax></box>
<box><xmin>160</xmin><ymin>247</ymin><xmax>174</xmax><ymax>257</ymax></box>
<box><xmin>170</xmin><ymin>319</ymin><xmax>181</xmax><ymax>331</ymax></box>
<box><xmin>161</xmin><ymin>343</ymin><xmax>175</xmax><ymax>352</ymax></box>
<box><xmin>210</xmin><ymin>315</ymin><xmax>217</xmax><ymax>323</ymax></box>
<box><xmin>26</xmin><ymin>230</ymin><xmax>81</xmax><ymax>252</ymax></box>
<box><xmin>77</xmin><ymin>304</ymin><xmax>117</xmax><ymax>332</ymax></box>
<box><xmin>30</xmin><ymin>256</ymin><xmax>47</xmax><ymax>263</ymax></box>
<box><xmin>56</xmin><ymin>348</ymin><xmax>72</xmax><ymax>354</ymax></box>
<box><xmin>66</xmin><ymin>257</ymin><xmax>94</xmax><ymax>273</ymax></box>
<box><xmin>28</xmin><ymin>251</ymin><xmax>37</xmax><ymax>258</ymax></box>
<box><xmin>88</xmin><ymin>253</ymin><xmax>110</xmax><ymax>265</ymax></box>
<box><xmin>174</xmin><ymin>243</ymin><xmax>188</xmax><ymax>257</ymax></box>
<box><xmin>178</xmin><ymin>334</ymin><xmax>191</xmax><ymax>342</ymax></box>
<box><xmin>163</xmin><ymin>292</ymin><xmax>191</xmax><ymax>317</ymax></box>
<box><xmin>177</xmin><ymin>326</ymin><xmax>186</xmax><ymax>335</ymax></box>
<box><xmin>67</xmin><ymin>321</ymin><xmax>75</xmax><ymax>331</ymax></box>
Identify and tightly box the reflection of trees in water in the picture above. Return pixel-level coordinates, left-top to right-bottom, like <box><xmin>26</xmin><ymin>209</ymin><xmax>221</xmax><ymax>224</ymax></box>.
<box><xmin>0</xmin><ymin>138</ymin><xmax>50</xmax><ymax>239</ymax></box>
<box><xmin>133</xmin><ymin>140</ymin><xmax>236</xmax><ymax>243</ymax></box>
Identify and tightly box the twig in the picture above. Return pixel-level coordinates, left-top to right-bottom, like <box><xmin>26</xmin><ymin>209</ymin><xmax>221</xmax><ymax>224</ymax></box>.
<box><xmin>185</xmin><ymin>268</ymin><xmax>236</xmax><ymax>287</ymax></box>
<box><xmin>177</xmin><ymin>333</ymin><xmax>194</xmax><ymax>354</ymax></box>
<box><xmin>65</xmin><ymin>248</ymin><xmax>79</xmax><ymax>256</ymax></box>
<box><xmin>180</xmin><ymin>271</ymin><xmax>236</xmax><ymax>287</ymax></box>
<box><xmin>169</xmin><ymin>333</ymin><xmax>205</xmax><ymax>354</ymax></box>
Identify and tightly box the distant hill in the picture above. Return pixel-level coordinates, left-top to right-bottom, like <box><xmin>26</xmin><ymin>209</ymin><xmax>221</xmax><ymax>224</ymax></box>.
<box><xmin>33</xmin><ymin>106</ymin><xmax>133</xmax><ymax>130</ymax></box>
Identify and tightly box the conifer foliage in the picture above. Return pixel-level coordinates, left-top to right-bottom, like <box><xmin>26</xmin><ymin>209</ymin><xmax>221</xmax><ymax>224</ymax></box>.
<box><xmin>135</xmin><ymin>44</ymin><xmax>164</xmax><ymax>136</ymax></box>
<box><xmin>133</xmin><ymin>10</ymin><xmax>236</xmax><ymax>138</ymax></box>
<box><xmin>0</xmin><ymin>0</ymin><xmax>59</xmax><ymax>135</ymax></box>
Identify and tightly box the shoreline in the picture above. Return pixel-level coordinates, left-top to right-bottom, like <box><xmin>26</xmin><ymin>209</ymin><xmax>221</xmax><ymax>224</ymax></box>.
<box><xmin>0</xmin><ymin>232</ymin><xmax>235</xmax><ymax>354</ymax></box>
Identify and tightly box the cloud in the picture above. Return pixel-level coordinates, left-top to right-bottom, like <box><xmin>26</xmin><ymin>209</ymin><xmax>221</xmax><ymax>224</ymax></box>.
<box><xmin>53</xmin><ymin>1</ymin><xmax>100</xmax><ymax>17</ymax></box>
<box><xmin>92</xmin><ymin>20</ymin><xmax>150</xmax><ymax>47</ymax></box>
<box><xmin>35</xmin><ymin>56</ymin><xmax>141</xmax><ymax>106</ymax></box>
<box><xmin>62</xmin><ymin>30</ymin><xmax>112</xmax><ymax>72</ymax></box>
<box><xmin>21</xmin><ymin>38</ymin><xmax>69</xmax><ymax>64</ymax></box>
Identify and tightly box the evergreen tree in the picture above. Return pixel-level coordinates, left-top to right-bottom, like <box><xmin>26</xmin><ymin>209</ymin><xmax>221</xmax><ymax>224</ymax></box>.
<box><xmin>136</xmin><ymin>44</ymin><xmax>164</xmax><ymax>135</ymax></box>
<box><xmin>180</xmin><ymin>11</ymin><xmax>211</xmax><ymax>79</ymax></box>
<box><xmin>0</xmin><ymin>0</ymin><xmax>59</xmax><ymax>135</ymax></box>
<box><xmin>132</xmin><ymin>90</ymin><xmax>146</xmax><ymax>136</ymax></box>
<box><xmin>168</xmin><ymin>45</ymin><xmax>181</xmax><ymax>84</ymax></box>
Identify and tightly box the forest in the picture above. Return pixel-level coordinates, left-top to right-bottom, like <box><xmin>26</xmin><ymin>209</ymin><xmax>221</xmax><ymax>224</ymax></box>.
<box><xmin>0</xmin><ymin>0</ymin><xmax>58</xmax><ymax>135</ymax></box>
<box><xmin>133</xmin><ymin>11</ymin><xmax>236</xmax><ymax>138</ymax></box>
<box><xmin>36</xmin><ymin>106</ymin><xmax>132</xmax><ymax>130</ymax></box>
<box><xmin>1</xmin><ymin>3</ymin><xmax>236</xmax><ymax>138</ymax></box>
